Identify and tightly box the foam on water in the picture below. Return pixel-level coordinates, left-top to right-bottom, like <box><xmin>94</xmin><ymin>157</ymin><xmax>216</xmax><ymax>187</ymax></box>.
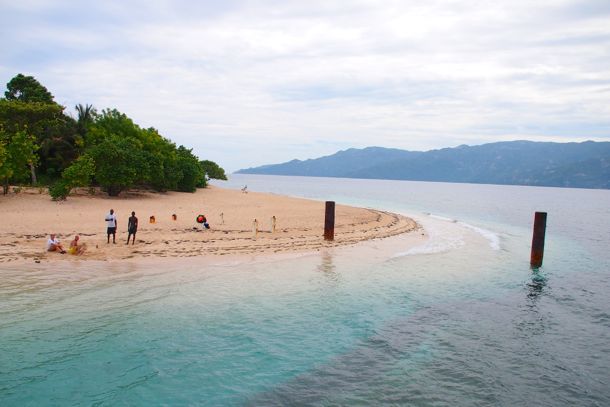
<box><xmin>393</xmin><ymin>213</ymin><xmax>501</xmax><ymax>257</ymax></box>
<box><xmin>427</xmin><ymin>213</ymin><xmax>457</xmax><ymax>222</ymax></box>
<box><xmin>426</xmin><ymin>213</ymin><xmax>501</xmax><ymax>251</ymax></box>
<box><xmin>456</xmin><ymin>221</ymin><xmax>501</xmax><ymax>251</ymax></box>
<box><xmin>395</xmin><ymin>233</ymin><xmax>465</xmax><ymax>257</ymax></box>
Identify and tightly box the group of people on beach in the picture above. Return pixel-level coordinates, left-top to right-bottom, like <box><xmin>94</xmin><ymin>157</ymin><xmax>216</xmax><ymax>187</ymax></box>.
<box><xmin>47</xmin><ymin>208</ymin><xmax>214</xmax><ymax>256</ymax></box>
<box><xmin>105</xmin><ymin>209</ymin><xmax>139</xmax><ymax>245</ymax></box>
<box><xmin>46</xmin><ymin>208</ymin><xmax>139</xmax><ymax>256</ymax></box>
<box><xmin>46</xmin><ymin>234</ymin><xmax>86</xmax><ymax>255</ymax></box>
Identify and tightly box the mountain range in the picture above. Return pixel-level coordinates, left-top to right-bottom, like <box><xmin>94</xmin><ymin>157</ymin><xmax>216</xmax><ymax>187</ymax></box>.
<box><xmin>236</xmin><ymin>141</ymin><xmax>610</xmax><ymax>189</ymax></box>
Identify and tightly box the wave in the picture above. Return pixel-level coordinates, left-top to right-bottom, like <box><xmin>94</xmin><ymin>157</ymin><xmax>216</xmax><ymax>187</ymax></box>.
<box><xmin>394</xmin><ymin>235</ymin><xmax>465</xmax><ymax>257</ymax></box>
<box><xmin>392</xmin><ymin>213</ymin><xmax>500</xmax><ymax>258</ymax></box>
<box><xmin>428</xmin><ymin>213</ymin><xmax>500</xmax><ymax>251</ymax></box>
<box><xmin>456</xmin><ymin>221</ymin><xmax>501</xmax><ymax>251</ymax></box>
<box><xmin>392</xmin><ymin>218</ymin><xmax>465</xmax><ymax>258</ymax></box>
<box><xmin>428</xmin><ymin>214</ymin><xmax>457</xmax><ymax>222</ymax></box>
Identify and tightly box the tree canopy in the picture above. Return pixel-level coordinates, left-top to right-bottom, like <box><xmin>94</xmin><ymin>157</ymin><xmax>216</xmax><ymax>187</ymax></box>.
<box><xmin>201</xmin><ymin>159</ymin><xmax>228</xmax><ymax>180</ymax></box>
<box><xmin>0</xmin><ymin>129</ymin><xmax>38</xmax><ymax>194</ymax></box>
<box><xmin>4</xmin><ymin>74</ymin><xmax>55</xmax><ymax>103</ymax></box>
<box><xmin>1</xmin><ymin>73</ymin><xmax>228</xmax><ymax>198</ymax></box>
<box><xmin>0</xmin><ymin>95</ymin><xmax>79</xmax><ymax>183</ymax></box>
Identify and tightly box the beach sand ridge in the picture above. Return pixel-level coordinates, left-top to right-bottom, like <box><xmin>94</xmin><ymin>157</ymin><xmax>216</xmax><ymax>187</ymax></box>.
<box><xmin>0</xmin><ymin>186</ymin><xmax>420</xmax><ymax>263</ymax></box>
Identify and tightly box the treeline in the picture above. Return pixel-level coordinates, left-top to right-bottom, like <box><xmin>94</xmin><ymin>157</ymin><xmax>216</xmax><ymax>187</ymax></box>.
<box><xmin>0</xmin><ymin>74</ymin><xmax>227</xmax><ymax>199</ymax></box>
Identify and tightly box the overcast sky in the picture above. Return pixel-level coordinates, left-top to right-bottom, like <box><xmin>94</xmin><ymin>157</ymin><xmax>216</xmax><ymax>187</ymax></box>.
<box><xmin>1</xmin><ymin>0</ymin><xmax>609</xmax><ymax>171</ymax></box>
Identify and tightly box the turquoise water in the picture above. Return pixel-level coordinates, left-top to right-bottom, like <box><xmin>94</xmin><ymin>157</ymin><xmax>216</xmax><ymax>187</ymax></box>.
<box><xmin>1</xmin><ymin>175</ymin><xmax>609</xmax><ymax>406</ymax></box>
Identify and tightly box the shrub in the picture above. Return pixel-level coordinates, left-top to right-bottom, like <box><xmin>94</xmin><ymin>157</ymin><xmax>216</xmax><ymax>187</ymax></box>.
<box><xmin>62</xmin><ymin>155</ymin><xmax>94</xmax><ymax>188</ymax></box>
<box><xmin>49</xmin><ymin>181</ymin><xmax>70</xmax><ymax>201</ymax></box>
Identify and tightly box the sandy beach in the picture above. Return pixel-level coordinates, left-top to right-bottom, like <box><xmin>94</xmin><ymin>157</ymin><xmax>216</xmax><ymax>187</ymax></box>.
<box><xmin>0</xmin><ymin>186</ymin><xmax>421</xmax><ymax>263</ymax></box>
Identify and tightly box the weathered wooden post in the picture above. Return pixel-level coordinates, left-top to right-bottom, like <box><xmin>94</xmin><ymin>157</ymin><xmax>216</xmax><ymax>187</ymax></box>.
<box><xmin>530</xmin><ymin>212</ymin><xmax>547</xmax><ymax>268</ymax></box>
<box><xmin>324</xmin><ymin>201</ymin><xmax>335</xmax><ymax>241</ymax></box>
<box><xmin>252</xmin><ymin>218</ymin><xmax>258</xmax><ymax>240</ymax></box>
<box><xmin>271</xmin><ymin>216</ymin><xmax>276</xmax><ymax>233</ymax></box>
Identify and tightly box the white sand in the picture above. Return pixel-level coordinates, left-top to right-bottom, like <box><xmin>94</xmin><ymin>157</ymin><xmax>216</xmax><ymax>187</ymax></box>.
<box><xmin>0</xmin><ymin>186</ymin><xmax>421</xmax><ymax>264</ymax></box>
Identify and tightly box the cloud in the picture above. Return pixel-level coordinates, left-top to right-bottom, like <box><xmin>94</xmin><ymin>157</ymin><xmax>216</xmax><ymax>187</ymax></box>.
<box><xmin>1</xmin><ymin>0</ymin><xmax>609</xmax><ymax>171</ymax></box>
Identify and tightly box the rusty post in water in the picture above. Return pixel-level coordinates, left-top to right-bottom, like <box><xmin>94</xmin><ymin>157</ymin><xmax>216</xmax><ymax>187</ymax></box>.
<box><xmin>324</xmin><ymin>201</ymin><xmax>335</xmax><ymax>241</ymax></box>
<box><xmin>530</xmin><ymin>212</ymin><xmax>547</xmax><ymax>268</ymax></box>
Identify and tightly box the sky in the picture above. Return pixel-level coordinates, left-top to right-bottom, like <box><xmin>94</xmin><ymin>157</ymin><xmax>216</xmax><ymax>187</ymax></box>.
<box><xmin>1</xmin><ymin>0</ymin><xmax>610</xmax><ymax>172</ymax></box>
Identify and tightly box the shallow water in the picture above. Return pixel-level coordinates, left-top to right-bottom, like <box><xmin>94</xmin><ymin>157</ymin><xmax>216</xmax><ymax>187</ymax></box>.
<box><xmin>1</xmin><ymin>175</ymin><xmax>609</xmax><ymax>406</ymax></box>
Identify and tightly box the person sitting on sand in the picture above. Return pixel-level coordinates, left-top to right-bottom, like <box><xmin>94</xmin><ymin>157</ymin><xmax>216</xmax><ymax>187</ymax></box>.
<box><xmin>47</xmin><ymin>234</ymin><xmax>66</xmax><ymax>254</ymax></box>
<box><xmin>127</xmin><ymin>211</ymin><xmax>138</xmax><ymax>245</ymax></box>
<box><xmin>68</xmin><ymin>235</ymin><xmax>87</xmax><ymax>255</ymax></box>
<box><xmin>197</xmin><ymin>214</ymin><xmax>210</xmax><ymax>229</ymax></box>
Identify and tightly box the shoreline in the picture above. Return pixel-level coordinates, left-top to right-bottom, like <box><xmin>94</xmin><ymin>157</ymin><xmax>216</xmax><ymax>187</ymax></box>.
<box><xmin>0</xmin><ymin>186</ymin><xmax>423</xmax><ymax>264</ymax></box>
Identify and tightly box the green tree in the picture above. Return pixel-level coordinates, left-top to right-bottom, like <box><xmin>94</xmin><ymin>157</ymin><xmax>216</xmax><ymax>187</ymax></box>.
<box><xmin>0</xmin><ymin>100</ymin><xmax>64</xmax><ymax>132</ymax></box>
<box><xmin>0</xmin><ymin>99</ymin><xmax>78</xmax><ymax>183</ymax></box>
<box><xmin>84</xmin><ymin>112</ymin><xmax>204</xmax><ymax>194</ymax></box>
<box><xmin>0</xmin><ymin>129</ymin><xmax>38</xmax><ymax>194</ymax></box>
<box><xmin>200</xmin><ymin>159</ymin><xmax>227</xmax><ymax>180</ymax></box>
<box><xmin>75</xmin><ymin>103</ymin><xmax>96</xmax><ymax>138</ymax></box>
<box><xmin>4</xmin><ymin>74</ymin><xmax>55</xmax><ymax>103</ymax></box>
<box><xmin>88</xmin><ymin>136</ymin><xmax>146</xmax><ymax>196</ymax></box>
<box><xmin>176</xmin><ymin>146</ymin><xmax>205</xmax><ymax>192</ymax></box>
<box><xmin>144</xmin><ymin>140</ymin><xmax>182</xmax><ymax>191</ymax></box>
<box><xmin>0</xmin><ymin>139</ymin><xmax>6</xmax><ymax>182</ymax></box>
<box><xmin>135</xmin><ymin>127</ymin><xmax>179</xmax><ymax>191</ymax></box>
<box><xmin>36</xmin><ymin>115</ymin><xmax>79</xmax><ymax>181</ymax></box>
<box><xmin>1</xmin><ymin>76</ymin><xmax>211</xmax><ymax>196</ymax></box>
<box><xmin>48</xmin><ymin>181</ymin><xmax>71</xmax><ymax>201</ymax></box>
<box><xmin>49</xmin><ymin>155</ymin><xmax>95</xmax><ymax>200</ymax></box>
<box><xmin>85</xmin><ymin>109</ymin><xmax>141</xmax><ymax>148</ymax></box>
<box><xmin>84</xmin><ymin>109</ymin><xmax>152</xmax><ymax>195</ymax></box>
<box><xmin>63</xmin><ymin>154</ymin><xmax>95</xmax><ymax>188</ymax></box>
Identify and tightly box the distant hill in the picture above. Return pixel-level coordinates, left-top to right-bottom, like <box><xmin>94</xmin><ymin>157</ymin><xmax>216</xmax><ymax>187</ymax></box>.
<box><xmin>236</xmin><ymin>141</ymin><xmax>610</xmax><ymax>189</ymax></box>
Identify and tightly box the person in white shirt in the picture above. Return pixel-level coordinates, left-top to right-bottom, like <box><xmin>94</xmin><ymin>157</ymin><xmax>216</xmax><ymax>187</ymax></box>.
<box><xmin>105</xmin><ymin>209</ymin><xmax>118</xmax><ymax>244</ymax></box>
<box><xmin>46</xmin><ymin>234</ymin><xmax>66</xmax><ymax>253</ymax></box>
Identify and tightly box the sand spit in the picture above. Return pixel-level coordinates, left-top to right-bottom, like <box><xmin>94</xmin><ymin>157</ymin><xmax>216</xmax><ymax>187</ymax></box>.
<box><xmin>0</xmin><ymin>186</ymin><xmax>420</xmax><ymax>263</ymax></box>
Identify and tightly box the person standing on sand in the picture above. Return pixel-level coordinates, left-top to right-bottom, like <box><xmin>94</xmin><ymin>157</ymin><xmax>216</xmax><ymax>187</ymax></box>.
<box><xmin>105</xmin><ymin>209</ymin><xmax>117</xmax><ymax>244</ymax></box>
<box><xmin>47</xmin><ymin>234</ymin><xmax>66</xmax><ymax>254</ymax></box>
<box><xmin>127</xmin><ymin>211</ymin><xmax>138</xmax><ymax>245</ymax></box>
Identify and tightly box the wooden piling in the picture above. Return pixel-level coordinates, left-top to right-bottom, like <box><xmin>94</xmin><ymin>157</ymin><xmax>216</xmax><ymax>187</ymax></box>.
<box><xmin>324</xmin><ymin>201</ymin><xmax>335</xmax><ymax>241</ymax></box>
<box><xmin>530</xmin><ymin>211</ymin><xmax>547</xmax><ymax>268</ymax></box>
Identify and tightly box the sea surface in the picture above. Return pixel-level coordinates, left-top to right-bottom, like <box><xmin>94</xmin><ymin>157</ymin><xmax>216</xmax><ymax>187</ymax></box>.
<box><xmin>1</xmin><ymin>175</ymin><xmax>609</xmax><ymax>406</ymax></box>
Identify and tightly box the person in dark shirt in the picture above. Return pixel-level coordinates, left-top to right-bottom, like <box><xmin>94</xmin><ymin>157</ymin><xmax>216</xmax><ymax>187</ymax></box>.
<box><xmin>127</xmin><ymin>211</ymin><xmax>138</xmax><ymax>245</ymax></box>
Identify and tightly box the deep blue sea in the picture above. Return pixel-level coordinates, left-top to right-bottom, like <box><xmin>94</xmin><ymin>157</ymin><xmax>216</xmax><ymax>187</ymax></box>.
<box><xmin>1</xmin><ymin>174</ymin><xmax>609</xmax><ymax>406</ymax></box>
